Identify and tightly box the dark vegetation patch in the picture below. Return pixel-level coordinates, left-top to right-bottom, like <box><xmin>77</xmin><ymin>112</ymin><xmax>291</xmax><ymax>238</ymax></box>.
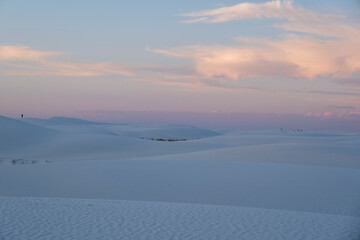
<box><xmin>0</xmin><ymin>158</ymin><xmax>50</xmax><ymax>166</ymax></box>
<box><xmin>140</xmin><ymin>137</ymin><xmax>200</xmax><ymax>142</ymax></box>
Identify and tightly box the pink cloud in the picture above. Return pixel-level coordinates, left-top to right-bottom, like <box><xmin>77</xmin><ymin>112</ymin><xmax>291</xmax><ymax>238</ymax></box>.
<box><xmin>307</xmin><ymin>109</ymin><xmax>360</xmax><ymax>120</ymax></box>
<box><xmin>0</xmin><ymin>45</ymin><xmax>133</xmax><ymax>77</ymax></box>
<box><xmin>336</xmin><ymin>109</ymin><xmax>360</xmax><ymax>119</ymax></box>
<box><xmin>306</xmin><ymin>112</ymin><xmax>333</xmax><ymax>118</ymax></box>
<box><xmin>0</xmin><ymin>46</ymin><xmax>58</xmax><ymax>62</ymax></box>
<box><xmin>134</xmin><ymin>77</ymin><xmax>205</xmax><ymax>88</ymax></box>
<box><xmin>149</xmin><ymin>33</ymin><xmax>360</xmax><ymax>81</ymax></box>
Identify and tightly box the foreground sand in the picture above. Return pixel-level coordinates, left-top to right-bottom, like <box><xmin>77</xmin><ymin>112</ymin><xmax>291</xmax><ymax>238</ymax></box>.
<box><xmin>1</xmin><ymin>197</ymin><xmax>360</xmax><ymax>240</ymax></box>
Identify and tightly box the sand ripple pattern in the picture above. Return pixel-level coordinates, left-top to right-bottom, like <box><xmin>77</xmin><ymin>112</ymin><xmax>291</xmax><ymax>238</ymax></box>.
<box><xmin>1</xmin><ymin>197</ymin><xmax>359</xmax><ymax>240</ymax></box>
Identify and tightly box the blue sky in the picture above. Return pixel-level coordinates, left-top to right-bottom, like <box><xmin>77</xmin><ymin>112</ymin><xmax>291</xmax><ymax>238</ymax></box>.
<box><xmin>0</xmin><ymin>0</ymin><xmax>359</xmax><ymax>129</ymax></box>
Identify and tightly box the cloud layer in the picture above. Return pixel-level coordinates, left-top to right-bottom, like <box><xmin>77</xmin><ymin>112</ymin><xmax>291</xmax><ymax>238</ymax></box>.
<box><xmin>0</xmin><ymin>46</ymin><xmax>133</xmax><ymax>77</ymax></box>
<box><xmin>150</xmin><ymin>33</ymin><xmax>360</xmax><ymax>81</ymax></box>
<box><xmin>147</xmin><ymin>0</ymin><xmax>360</xmax><ymax>84</ymax></box>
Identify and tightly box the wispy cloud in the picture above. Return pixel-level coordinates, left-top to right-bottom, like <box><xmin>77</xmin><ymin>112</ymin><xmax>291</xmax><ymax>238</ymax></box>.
<box><xmin>0</xmin><ymin>46</ymin><xmax>58</xmax><ymax>62</ymax></box>
<box><xmin>328</xmin><ymin>106</ymin><xmax>356</xmax><ymax>110</ymax></box>
<box><xmin>307</xmin><ymin>109</ymin><xmax>360</xmax><ymax>120</ymax></box>
<box><xmin>0</xmin><ymin>45</ymin><xmax>134</xmax><ymax>77</ymax></box>
<box><xmin>179</xmin><ymin>0</ymin><xmax>340</xmax><ymax>23</ymax></box>
<box><xmin>134</xmin><ymin>76</ymin><xmax>206</xmax><ymax>88</ymax></box>
<box><xmin>133</xmin><ymin>74</ymin><xmax>360</xmax><ymax>98</ymax></box>
<box><xmin>333</xmin><ymin>77</ymin><xmax>360</xmax><ymax>88</ymax></box>
<box><xmin>306</xmin><ymin>111</ymin><xmax>334</xmax><ymax>118</ymax></box>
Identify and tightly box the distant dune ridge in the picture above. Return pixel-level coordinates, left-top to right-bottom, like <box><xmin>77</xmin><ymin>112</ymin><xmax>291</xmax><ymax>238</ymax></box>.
<box><xmin>0</xmin><ymin>115</ymin><xmax>360</xmax><ymax>240</ymax></box>
<box><xmin>0</xmin><ymin>115</ymin><xmax>222</xmax><ymax>162</ymax></box>
<box><xmin>0</xmin><ymin>115</ymin><xmax>58</xmax><ymax>153</ymax></box>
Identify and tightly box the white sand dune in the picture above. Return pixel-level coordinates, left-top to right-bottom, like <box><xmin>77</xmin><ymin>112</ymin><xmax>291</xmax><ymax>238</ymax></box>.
<box><xmin>150</xmin><ymin>141</ymin><xmax>360</xmax><ymax>168</ymax></box>
<box><xmin>0</xmin><ymin>115</ymin><xmax>359</xmax><ymax>239</ymax></box>
<box><xmin>21</xmin><ymin>116</ymin><xmax>220</xmax><ymax>140</ymax></box>
<box><xmin>1</xmin><ymin>197</ymin><xmax>359</xmax><ymax>240</ymax></box>
<box><xmin>21</xmin><ymin>117</ymin><xmax>119</xmax><ymax>135</ymax></box>
<box><xmin>0</xmin><ymin>116</ymin><xmax>223</xmax><ymax>162</ymax></box>
<box><xmin>99</xmin><ymin>124</ymin><xmax>220</xmax><ymax>140</ymax></box>
<box><xmin>1</xmin><ymin>159</ymin><xmax>359</xmax><ymax>216</ymax></box>
<box><xmin>0</xmin><ymin>116</ymin><xmax>58</xmax><ymax>153</ymax></box>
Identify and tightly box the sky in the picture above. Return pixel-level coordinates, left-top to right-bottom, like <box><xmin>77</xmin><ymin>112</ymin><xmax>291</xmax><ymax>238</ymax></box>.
<box><xmin>0</xmin><ymin>0</ymin><xmax>360</xmax><ymax>130</ymax></box>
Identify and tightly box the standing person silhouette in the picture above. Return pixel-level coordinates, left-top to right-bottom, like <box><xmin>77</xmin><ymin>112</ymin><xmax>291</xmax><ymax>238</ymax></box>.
<box><xmin>21</xmin><ymin>114</ymin><xmax>23</xmax><ymax>118</ymax></box>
